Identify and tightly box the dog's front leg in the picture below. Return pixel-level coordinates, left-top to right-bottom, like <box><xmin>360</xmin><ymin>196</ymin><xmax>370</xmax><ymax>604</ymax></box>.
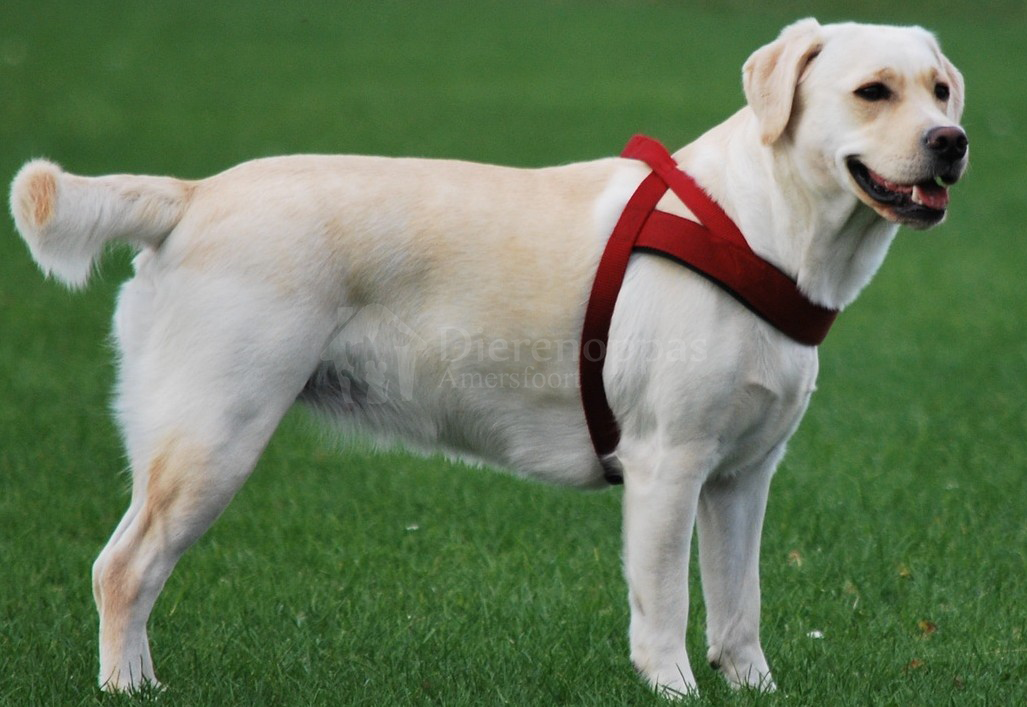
<box><xmin>622</xmin><ymin>445</ymin><xmax>708</xmax><ymax>698</ymax></box>
<box><xmin>696</xmin><ymin>455</ymin><xmax>778</xmax><ymax>692</ymax></box>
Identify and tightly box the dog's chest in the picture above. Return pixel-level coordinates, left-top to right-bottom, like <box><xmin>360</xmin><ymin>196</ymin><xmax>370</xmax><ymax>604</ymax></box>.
<box><xmin>703</xmin><ymin>329</ymin><xmax>820</xmax><ymax>475</ymax></box>
<box><xmin>609</xmin><ymin>259</ymin><xmax>820</xmax><ymax>473</ymax></box>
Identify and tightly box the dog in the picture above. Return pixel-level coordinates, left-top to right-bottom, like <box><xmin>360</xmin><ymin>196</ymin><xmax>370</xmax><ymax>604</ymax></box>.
<box><xmin>10</xmin><ymin>17</ymin><xmax>966</xmax><ymax>697</ymax></box>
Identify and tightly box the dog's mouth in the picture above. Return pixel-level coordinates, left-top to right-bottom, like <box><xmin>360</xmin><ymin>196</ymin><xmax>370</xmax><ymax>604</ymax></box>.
<box><xmin>846</xmin><ymin>159</ymin><xmax>951</xmax><ymax>228</ymax></box>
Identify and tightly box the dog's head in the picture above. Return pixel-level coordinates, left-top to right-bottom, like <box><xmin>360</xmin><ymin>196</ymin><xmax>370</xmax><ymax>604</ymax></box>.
<box><xmin>743</xmin><ymin>18</ymin><xmax>967</xmax><ymax>230</ymax></box>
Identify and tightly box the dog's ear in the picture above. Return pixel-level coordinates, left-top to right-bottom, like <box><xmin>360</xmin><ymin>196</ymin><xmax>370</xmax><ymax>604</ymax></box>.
<box><xmin>743</xmin><ymin>18</ymin><xmax>825</xmax><ymax>146</ymax></box>
<box><xmin>938</xmin><ymin>50</ymin><xmax>965</xmax><ymax>123</ymax></box>
<box><xmin>917</xmin><ymin>27</ymin><xmax>965</xmax><ymax>123</ymax></box>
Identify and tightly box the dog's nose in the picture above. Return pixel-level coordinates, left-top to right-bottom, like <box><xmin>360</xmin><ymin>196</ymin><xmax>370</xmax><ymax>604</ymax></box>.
<box><xmin>924</xmin><ymin>126</ymin><xmax>968</xmax><ymax>162</ymax></box>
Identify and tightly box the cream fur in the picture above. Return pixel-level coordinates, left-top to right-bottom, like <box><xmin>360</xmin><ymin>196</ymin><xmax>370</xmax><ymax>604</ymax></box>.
<box><xmin>10</xmin><ymin>18</ymin><xmax>966</xmax><ymax>697</ymax></box>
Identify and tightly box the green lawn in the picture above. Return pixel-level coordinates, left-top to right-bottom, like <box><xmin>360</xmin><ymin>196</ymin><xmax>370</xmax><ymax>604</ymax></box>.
<box><xmin>1</xmin><ymin>1</ymin><xmax>1025</xmax><ymax>705</ymax></box>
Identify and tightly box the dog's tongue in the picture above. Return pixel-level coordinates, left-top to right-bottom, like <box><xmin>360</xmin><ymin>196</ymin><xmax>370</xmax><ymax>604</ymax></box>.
<box><xmin>912</xmin><ymin>181</ymin><xmax>949</xmax><ymax>210</ymax></box>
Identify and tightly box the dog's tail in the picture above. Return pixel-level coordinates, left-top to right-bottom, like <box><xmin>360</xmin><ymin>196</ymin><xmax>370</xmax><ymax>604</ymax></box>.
<box><xmin>10</xmin><ymin>160</ymin><xmax>193</xmax><ymax>288</ymax></box>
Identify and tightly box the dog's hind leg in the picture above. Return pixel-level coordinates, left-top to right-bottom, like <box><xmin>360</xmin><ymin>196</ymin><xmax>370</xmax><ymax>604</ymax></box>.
<box><xmin>696</xmin><ymin>453</ymin><xmax>779</xmax><ymax>692</ymax></box>
<box><xmin>91</xmin><ymin>274</ymin><xmax>332</xmax><ymax>691</ymax></box>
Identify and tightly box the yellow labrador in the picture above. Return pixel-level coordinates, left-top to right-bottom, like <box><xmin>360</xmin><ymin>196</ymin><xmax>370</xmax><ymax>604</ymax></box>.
<box><xmin>11</xmin><ymin>17</ymin><xmax>966</xmax><ymax>697</ymax></box>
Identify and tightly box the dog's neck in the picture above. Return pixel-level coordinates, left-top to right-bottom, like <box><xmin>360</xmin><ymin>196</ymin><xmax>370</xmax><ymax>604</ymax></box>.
<box><xmin>673</xmin><ymin>109</ymin><xmax>900</xmax><ymax>311</ymax></box>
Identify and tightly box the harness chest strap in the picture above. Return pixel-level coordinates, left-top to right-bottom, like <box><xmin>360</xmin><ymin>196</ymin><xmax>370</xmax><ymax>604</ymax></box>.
<box><xmin>579</xmin><ymin>135</ymin><xmax>839</xmax><ymax>485</ymax></box>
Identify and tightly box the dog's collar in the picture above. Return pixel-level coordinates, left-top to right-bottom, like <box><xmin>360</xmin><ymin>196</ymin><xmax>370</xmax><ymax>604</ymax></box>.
<box><xmin>580</xmin><ymin>135</ymin><xmax>839</xmax><ymax>485</ymax></box>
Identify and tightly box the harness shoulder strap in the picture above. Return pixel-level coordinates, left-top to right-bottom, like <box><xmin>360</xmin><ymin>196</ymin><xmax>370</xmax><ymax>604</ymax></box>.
<box><xmin>622</xmin><ymin>135</ymin><xmax>747</xmax><ymax>249</ymax></box>
<box><xmin>579</xmin><ymin>171</ymin><xmax>665</xmax><ymax>483</ymax></box>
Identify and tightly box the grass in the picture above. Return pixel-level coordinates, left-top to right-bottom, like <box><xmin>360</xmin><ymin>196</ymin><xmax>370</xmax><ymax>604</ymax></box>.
<box><xmin>1</xmin><ymin>0</ymin><xmax>1025</xmax><ymax>704</ymax></box>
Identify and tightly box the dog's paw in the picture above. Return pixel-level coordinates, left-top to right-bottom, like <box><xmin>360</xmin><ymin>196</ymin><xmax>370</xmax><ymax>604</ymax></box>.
<box><xmin>708</xmin><ymin>645</ymin><xmax>776</xmax><ymax>692</ymax></box>
<box><xmin>634</xmin><ymin>658</ymin><xmax>699</xmax><ymax>700</ymax></box>
<box><xmin>99</xmin><ymin>674</ymin><xmax>164</xmax><ymax>695</ymax></box>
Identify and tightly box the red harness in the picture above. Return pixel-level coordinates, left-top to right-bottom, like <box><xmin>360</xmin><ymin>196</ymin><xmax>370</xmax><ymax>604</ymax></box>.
<box><xmin>579</xmin><ymin>135</ymin><xmax>839</xmax><ymax>484</ymax></box>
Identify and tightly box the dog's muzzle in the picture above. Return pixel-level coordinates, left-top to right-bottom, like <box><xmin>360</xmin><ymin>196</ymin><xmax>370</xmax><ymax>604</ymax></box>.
<box><xmin>847</xmin><ymin>125</ymin><xmax>968</xmax><ymax>228</ymax></box>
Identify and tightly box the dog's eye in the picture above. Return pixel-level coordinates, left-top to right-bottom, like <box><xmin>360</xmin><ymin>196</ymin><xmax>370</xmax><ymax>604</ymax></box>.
<box><xmin>934</xmin><ymin>83</ymin><xmax>951</xmax><ymax>102</ymax></box>
<box><xmin>854</xmin><ymin>83</ymin><xmax>892</xmax><ymax>102</ymax></box>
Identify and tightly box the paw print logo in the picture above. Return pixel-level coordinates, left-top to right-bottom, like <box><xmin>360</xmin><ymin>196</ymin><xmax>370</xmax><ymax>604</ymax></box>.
<box><xmin>361</xmin><ymin>358</ymin><xmax>390</xmax><ymax>405</ymax></box>
<box><xmin>318</xmin><ymin>304</ymin><xmax>431</xmax><ymax>406</ymax></box>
